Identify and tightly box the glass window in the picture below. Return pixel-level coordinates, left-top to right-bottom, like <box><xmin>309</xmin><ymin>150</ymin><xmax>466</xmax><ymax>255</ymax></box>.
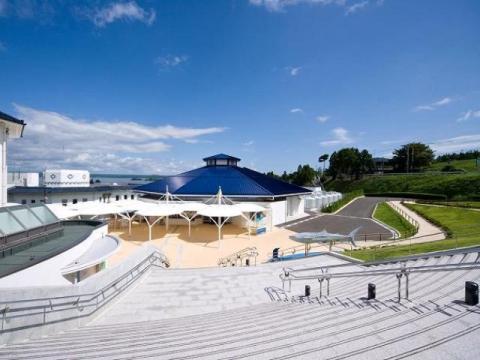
<box><xmin>72</xmin><ymin>199</ymin><xmax>78</xmax><ymax>204</ymax></box>
<box><xmin>124</xmin><ymin>195</ymin><xmax>128</xmax><ymax>200</ymax></box>
<box><xmin>62</xmin><ymin>199</ymin><xmax>68</xmax><ymax>206</ymax></box>
<box><xmin>21</xmin><ymin>199</ymin><xmax>27</xmax><ymax>205</ymax></box>
<box><xmin>31</xmin><ymin>200</ymin><xmax>36</xmax><ymax>204</ymax></box>
<box><xmin>0</xmin><ymin>210</ymin><xmax>26</xmax><ymax>235</ymax></box>
<box><xmin>115</xmin><ymin>195</ymin><xmax>120</xmax><ymax>201</ymax></box>
<box><xmin>83</xmin><ymin>198</ymin><xmax>88</xmax><ymax>202</ymax></box>
<box><xmin>131</xmin><ymin>195</ymin><xmax>135</xmax><ymax>200</ymax></box>
<box><xmin>29</xmin><ymin>204</ymin><xmax>58</xmax><ymax>224</ymax></box>
<box><xmin>10</xmin><ymin>207</ymin><xmax>42</xmax><ymax>228</ymax></box>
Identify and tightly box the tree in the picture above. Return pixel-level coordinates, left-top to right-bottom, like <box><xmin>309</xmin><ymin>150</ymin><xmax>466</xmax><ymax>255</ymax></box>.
<box><xmin>328</xmin><ymin>148</ymin><xmax>374</xmax><ymax>180</ymax></box>
<box><xmin>392</xmin><ymin>142</ymin><xmax>434</xmax><ymax>172</ymax></box>
<box><xmin>318</xmin><ymin>154</ymin><xmax>329</xmax><ymax>174</ymax></box>
<box><xmin>291</xmin><ymin>164</ymin><xmax>318</xmax><ymax>186</ymax></box>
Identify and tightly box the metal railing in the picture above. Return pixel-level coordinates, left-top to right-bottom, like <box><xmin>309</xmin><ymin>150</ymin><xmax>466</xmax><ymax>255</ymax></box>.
<box><xmin>0</xmin><ymin>251</ymin><xmax>169</xmax><ymax>334</ymax></box>
<box><xmin>277</xmin><ymin>232</ymin><xmax>401</xmax><ymax>260</ymax></box>
<box><xmin>388</xmin><ymin>202</ymin><xmax>420</xmax><ymax>230</ymax></box>
<box><xmin>280</xmin><ymin>253</ymin><xmax>480</xmax><ymax>302</ymax></box>
<box><xmin>218</xmin><ymin>247</ymin><xmax>259</xmax><ymax>267</ymax></box>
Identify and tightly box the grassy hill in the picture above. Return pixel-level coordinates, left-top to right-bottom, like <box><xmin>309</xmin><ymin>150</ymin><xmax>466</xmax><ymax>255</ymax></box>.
<box><xmin>325</xmin><ymin>173</ymin><xmax>480</xmax><ymax>200</ymax></box>
<box><xmin>428</xmin><ymin>159</ymin><xmax>479</xmax><ymax>173</ymax></box>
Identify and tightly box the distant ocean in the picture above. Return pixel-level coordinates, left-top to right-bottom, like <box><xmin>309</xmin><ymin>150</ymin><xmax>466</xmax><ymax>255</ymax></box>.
<box><xmin>90</xmin><ymin>174</ymin><xmax>162</xmax><ymax>186</ymax></box>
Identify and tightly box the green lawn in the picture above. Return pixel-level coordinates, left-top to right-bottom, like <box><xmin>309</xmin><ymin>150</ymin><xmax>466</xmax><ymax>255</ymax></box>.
<box><xmin>428</xmin><ymin>159</ymin><xmax>480</xmax><ymax>173</ymax></box>
<box><xmin>373</xmin><ymin>202</ymin><xmax>417</xmax><ymax>238</ymax></box>
<box><xmin>326</xmin><ymin>173</ymin><xmax>480</xmax><ymax>200</ymax></box>
<box><xmin>416</xmin><ymin>200</ymin><xmax>480</xmax><ymax>209</ymax></box>
<box><xmin>344</xmin><ymin>203</ymin><xmax>480</xmax><ymax>262</ymax></box>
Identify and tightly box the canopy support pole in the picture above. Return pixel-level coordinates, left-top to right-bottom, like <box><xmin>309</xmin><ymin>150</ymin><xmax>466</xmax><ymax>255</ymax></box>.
<box><xmin>142</xmin><ymin>215</ymin><xmax>164</xmax><ymax>241</ymax></box>
<box><xmin>178</xmin><ymin>212</ymin><xmax>195</xmax><ymax>238</ymax></box>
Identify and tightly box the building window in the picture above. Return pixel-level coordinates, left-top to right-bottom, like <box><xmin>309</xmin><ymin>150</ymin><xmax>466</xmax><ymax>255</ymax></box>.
<box><xmin>40</xmin><ymin>199</ymin><xmax>45</xmax><ymax>203</ymax></box>
<box><xmin>83</xmin><ymin>198</ymin><xmax>88</xmax><ymax>202</ymax></box>
<box><xmin>131</xmin><ymin>194</ymin><xmax>135</xmax><ymax>200</ymax></box>
<box><xmin>124</xmin><ymin>195</ymin><xmax>128</xmax><ymax>200</ymax></box>
<box><xmin>115</xmin><ymin>195</ymin><xmax>120</xmax><ymax>201</ymax></box>
<box><xmin>62</xmin><ymin>199</ymin><xmax>68</xmax><ymax>206</ymax></box>
<box><xmin>21</xmin><ymin>199</ymin><xmax>27</xmax><ymax>205</ymax></box>
<box><xmin>31</xmin><ymin>200</ymin><xmax>36</xmax><ymax>204</ymax></box>
<box><xmin>72</xmin><ymin>199</ymin><xmax>78</xmax><ymax>204</ymax></box>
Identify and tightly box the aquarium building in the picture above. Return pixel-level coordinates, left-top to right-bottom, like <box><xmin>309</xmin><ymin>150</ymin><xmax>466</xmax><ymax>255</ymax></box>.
<box><xmin>135</xmin><ymin>154</ymin><xmax>312</xmax><ymax>226</ymax></box>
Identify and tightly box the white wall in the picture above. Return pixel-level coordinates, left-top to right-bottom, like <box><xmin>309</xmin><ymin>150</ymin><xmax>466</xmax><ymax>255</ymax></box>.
<box><xmin>9</xmin><ymin>189</ymin><xmax>137</xmax><ymax>206</ymax></box>
<box><xmin>8</xmin><ymin>172</ymin><xmax>40</xmax><ymax>187</ymax></box>
<box><xmin>44</xmin><ymin>170</ymin><xmax>90</xmax><ymax>188</ymax></box>
<box><xmin>268</xmin><ymin>200</ymin><xmax>287</xmax><ymax>226</ymax></box>
<box><xmin>0</xmin><ymin>123</ymin><xmax>7</xmax><ymax>207</ymax></box>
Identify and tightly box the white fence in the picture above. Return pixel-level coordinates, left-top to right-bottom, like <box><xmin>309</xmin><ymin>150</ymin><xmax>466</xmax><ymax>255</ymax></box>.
<box><xmin>304</xmin><ymin>189</ymin><xmax>342</xmax><ymax>211</ymax></box>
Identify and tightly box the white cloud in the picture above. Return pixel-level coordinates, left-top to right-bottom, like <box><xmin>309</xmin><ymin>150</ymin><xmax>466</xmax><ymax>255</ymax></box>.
<box><xmin>290</xmin><ymin>108</ymin><xmax>303</xmax><ymax>113</ymax></box>
<box><xmin>380</xmin><ymin>139</ymin><xmax>408</xmax><ymax>145</ymax></box>
<box><xmin>249</xmin><ymin>0</ymin><xmax>346</xmax><ymax>12</ymax></box>
<box><xmin>154</xmin><ymin>55</ymin><xmax>189</xmax><ymax>71</ymax></box>
<box><xmin>413</xmin><ymin>97</ymin><xmax>453</xmax><ymax>112</ymax></box>
<box><xmin>243</xmin><ymin>140</ymin><xmax>255</xmax><ymax>146</ymax></box>
<box><xmin>345</xmin><ymin>1</ymin><xmax>368</xmax><ymax>15</ymax></box>
<box><xmin>430</xmin><ymin>134</ymin><xmax>480</xmax><ymax>154</ymax></box>
<box><xmin>316</xmin><ymin>115</ymin><xmax>329</xmax><ymax>123</ymax></box>
<box><xmin>8</xmin><ymin>104</ymin><xmax>225</xmax><ymax>174</ymax></box>
<box><xmin>90</xmin><ymin>1</ymin><xmax>156</xmax><ymax>27</ymax></box>
<box><xmin>320</xmin><ymin>127</ymin><xmax>353</xmax><ymax>146</ymax></box>
<box><xmin>286</xmin><ymin>66</ymin><xmax>302</xmax><ymax>76</ymax></box>
<box><xmin>456</xmin><ymin>109</ymin><xmax>480</xmax><ymax>123</ymax></box>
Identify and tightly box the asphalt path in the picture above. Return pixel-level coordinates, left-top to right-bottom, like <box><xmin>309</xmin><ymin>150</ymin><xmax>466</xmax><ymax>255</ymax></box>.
<box><xmin>287</xmin><ymin>197</ymin><xmax>395</xmax><ymax>241</ymax></box>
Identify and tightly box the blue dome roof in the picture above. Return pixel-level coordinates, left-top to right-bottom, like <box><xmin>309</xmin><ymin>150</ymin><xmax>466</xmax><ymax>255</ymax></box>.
<box><xmin>135</xmin><ymin>162</ymin><xmax>311</xmax><ymax>198</ymax></box>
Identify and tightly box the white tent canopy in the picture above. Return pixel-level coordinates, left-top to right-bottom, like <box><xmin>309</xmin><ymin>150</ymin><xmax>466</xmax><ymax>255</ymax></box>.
<box><xmin>234</xmin><ymin>203</ymin><xmax>265</xmax><ymax>213</ymax></box>
<box><xmin>197</xmin><ymin>204</ymin><xmax>243</xmax><ymax>218</ymax></box>
<box><xmin>135</xmin><ymin>203</ymin><xmax>186</xmax><ymax>241</ymax></box>
<box><xmin>196</xmin><ymin>204</ymin><xmax>248</xmax><ymax>246</ymax></box>
<box><xmin>177</xmin><ymin>202</ymin><xmax>206</xmax><ymax>236</ymax></box>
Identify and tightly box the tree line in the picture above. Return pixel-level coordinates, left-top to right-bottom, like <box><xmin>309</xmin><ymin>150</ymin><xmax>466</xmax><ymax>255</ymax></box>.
<box><xmin>435</xmin><ymin>150</ymin><xmax>479</xmax><ymax>163</ymax></box>
<box><xmin>265</xmin><ymin>142</ymin><xmax>478</xmax><ymax>186</ymax></box>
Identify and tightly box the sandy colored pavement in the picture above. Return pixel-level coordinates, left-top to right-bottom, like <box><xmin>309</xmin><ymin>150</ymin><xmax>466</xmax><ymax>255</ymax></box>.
<box><xmin>106</xmin><ymin>200</ymin><xmax>448</xmax><ymax>268</ymax></box>
<box><xmin>106</xmin><ymin>221</ymin><xmax>314</xmax><ymax>268</ymax></box>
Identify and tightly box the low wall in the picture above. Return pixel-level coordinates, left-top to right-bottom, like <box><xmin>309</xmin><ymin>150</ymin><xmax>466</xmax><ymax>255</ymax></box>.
<box><xmin>0</xmin><ymin>243</ymin><xmax>167</xmax><ymax>345</ymax></box>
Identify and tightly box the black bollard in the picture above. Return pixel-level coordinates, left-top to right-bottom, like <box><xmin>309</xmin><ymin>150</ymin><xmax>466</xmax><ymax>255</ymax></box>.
<box><xmin>305</xmin><ymin>285</ymin><xmax>311</xmax><ymax>297</ymax></box>
<box><xmin>368</xmin><ymin>283</ymin><xmax>376</xmax><ymax>300</ymax></box>
<box><xmin>272</xmin><ymin>248</ymin><xmax>280</xmax><ymax>261</ymax></box>
<box><xmin>465</xmin><ymin>281</ymin><xmax>479</xmax><ymax>305</ymax></box>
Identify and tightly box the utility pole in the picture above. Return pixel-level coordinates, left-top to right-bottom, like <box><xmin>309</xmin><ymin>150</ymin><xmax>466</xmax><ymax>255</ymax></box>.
<box><xmin>411</xmin><ymin>146</ymin><xmax>415</xmax><ymax>172</ymax></box>
<box><xmin>406</xmin><ymin>144</ymin><xmax>410</xmax><ymax>173</ymax></box>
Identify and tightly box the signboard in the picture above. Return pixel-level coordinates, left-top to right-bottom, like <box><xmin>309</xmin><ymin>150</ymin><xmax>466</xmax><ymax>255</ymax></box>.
<box><xmin>255</xmin><ymin>212</ymin><xmax>266</xmax><ymax>235</ymax></box>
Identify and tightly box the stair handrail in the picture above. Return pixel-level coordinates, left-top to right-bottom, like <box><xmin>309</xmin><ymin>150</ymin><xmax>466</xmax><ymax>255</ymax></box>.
<box><xmin>0</xmin><ymin>250</ymin><xmax>169</xmax><ymax>336</ymax></box>
<box><xmin>217</xmin><ymin>247</ymin><xmax>259</xmax><ymax>267</ymax></box>
<box><xmin>280</xmin><ymin>256</ymin><xmax>480</xmax><ymax>301</ymax></box>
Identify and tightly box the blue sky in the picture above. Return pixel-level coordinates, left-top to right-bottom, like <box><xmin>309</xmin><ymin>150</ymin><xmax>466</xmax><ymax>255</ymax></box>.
<box><xmin>1</xmin><ymin>0</ymin><xmax>479</xmax><ymax>174</ymax></box>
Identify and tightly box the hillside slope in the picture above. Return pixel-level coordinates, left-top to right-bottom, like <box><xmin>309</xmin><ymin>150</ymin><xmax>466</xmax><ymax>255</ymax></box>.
<box><xmin>326</xmin><ymin>173</ymin><xmax>480</xmax><ymax>199</ymax></box>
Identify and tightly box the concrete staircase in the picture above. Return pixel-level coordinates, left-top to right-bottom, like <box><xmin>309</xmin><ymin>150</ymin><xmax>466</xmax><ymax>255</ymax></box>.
<box><xmin>1</xmin><ymin>251</ymin><xmax>480</xmax><ymax>359</ymax></box>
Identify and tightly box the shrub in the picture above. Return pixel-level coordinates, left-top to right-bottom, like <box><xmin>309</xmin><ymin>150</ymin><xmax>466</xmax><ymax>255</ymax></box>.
<box><xmin>364</xmin><ymin>192</ymin><xmax>447</xmax><ymax>200</ymax></box>
<box><xmin>441</xmin><ymin>165</ymin><xmax>464</xmax><ymax>173</ymax></box>
<box><xmin>322</xmin><ymin>190</ymin><xmax>363</xmax><ymax>213</ymax></box>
